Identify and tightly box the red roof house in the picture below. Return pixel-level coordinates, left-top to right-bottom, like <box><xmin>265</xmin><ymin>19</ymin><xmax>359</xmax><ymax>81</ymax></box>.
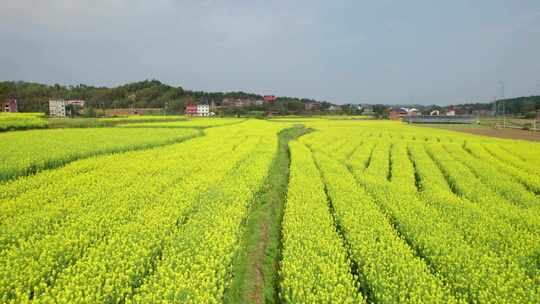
<box><xmin>2</xmin><ymin>99</ymin><xmax>18</xmax><ymax>112</ymax></box>
<box><xmin>263</xmin><ymin>95</ymin><xmax>277</xmax><ymax>102</ymax></box>
<box><xmin>389</xmin><ymin>110</ymin><xmax>400</xmax><ymax>120</ymax></box>
<box><xmin>185</xmin><ymin>104</ymin><xmax>197</xmax><ymax>115</ymax></box>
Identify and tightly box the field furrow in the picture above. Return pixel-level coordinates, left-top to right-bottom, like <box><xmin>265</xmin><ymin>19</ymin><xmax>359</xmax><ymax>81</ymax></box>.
<box><xmin>312</xmin><ymin>150</ymin><xmax>457</xmax><ymax>303</ymax></box>
<box><xmin>408</xmin><ymin>143</ymin><xmax>540</xmax><ymax>282</ymax></box>
<box><xmin>425</xmin><ymin>143</ymin><xmax>540</xmax><ymax>234</ymax></box>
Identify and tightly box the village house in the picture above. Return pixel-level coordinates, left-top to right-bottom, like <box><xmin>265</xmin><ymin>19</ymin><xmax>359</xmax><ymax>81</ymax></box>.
<box><xmin>446</xmin><ymin>109</ymin><xmax>456</xmax><ymax>116</ymax></box>
<box><xmin>389</xmin><ymin>107</ymin><xmax>419</xmax><ymax>119</ymax></box>
<box><xmin>2</xmin><ymin>99</ymin><xmax>18</xmax><ymax>112</ymax></box>
<box><xmin>104</xmin><ymin>108</ymin><xmax>162</xmax><ymax>116</ymax></box>
<box><xmin>362</xmin><ymin>106</ymin><xmax>375</xmax><ymax>115</ymax></box>
<box><xmin>185</xmin><ymin>104</ymin><xmax>212</xmax><ymax>116</ymax></box>
<box><xmin>328</xmin><ymin>105</ymin><xmax>342</xmax><ymax>111</ymax></box>
<box><xmin>49</xmin><ymin>99</ymin><xmax>67</xmax><ymax>117</ymax></box>
<box><xmin>48</xmin><ymin>99</ymin><xmax>86</xmax><ymax>117</ymax></box>
<box><xmin>222</xmin><ymin>98</ymin><xmax>255</xmax><ymax>107</ymax></box>
<box><xmin>407</xmin><ymin>108</ymin><xmax>420</xmax><ymax>116</ymax></box>
<box><xmin>389</xmin><ymin>109</ymin><xmax>400</xmax><ymax>120</ymax></box>
<box><xmin>66</xmin><ymin>99</ymin><xmax>86</xmax><ymax>107</ymax></box>
<box><xmin>305</xmin><ymin>101</ymin><xmax>321</xmax><ymax>111</ymax></box>
<box><xmin>185</xmin><ymin>104</ymin><xmax>197</xmax><ymax>116</ymax></box>
<box><xmin>263</xmin><ymin>95</ymin><xmax>277</xmax><ymax>102</ymax></box>
<box><xmin>197</xmin><ymin>104</ymin><xmax>210</xmax><ymax>116</ymax></box>
<box><xmin>393</xmin><ymin>107</ymin><xmax>409</xmax><ymax>119</ymax></box>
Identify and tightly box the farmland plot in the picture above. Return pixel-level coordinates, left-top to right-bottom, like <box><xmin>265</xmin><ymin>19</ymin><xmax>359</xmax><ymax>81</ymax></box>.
<box><xmin>0</xmin><ymin>127</ymin><xmax>200</xmax><ymax>181</ymax></box>
<box><xmin>0</xmin><ymin>120</ymin><xmax>288</xmax><ymax>303</ymax></box>
<box><xmin>0</xmin><ymin>112</ymin><xmax>48</xmax><ymax>131</ymax></box>
<box><xmin>0</xmin><ymin>119</ymin><xmax>538</xmax><ymax>303</ymax></box>
<box><xmin>282</xmin><ymin>121</ymin><xmax>540</xmax><ymax>303</ymax></box>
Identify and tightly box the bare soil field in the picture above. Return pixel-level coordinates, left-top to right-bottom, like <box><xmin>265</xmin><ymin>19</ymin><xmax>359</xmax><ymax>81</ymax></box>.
<box><xmin>416</xmin><ymin>123</ymin><xmax>540</xmax><ymax>141</ymax></box>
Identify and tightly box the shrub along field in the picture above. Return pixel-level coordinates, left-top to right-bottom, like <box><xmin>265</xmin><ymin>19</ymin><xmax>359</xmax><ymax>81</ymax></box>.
<box><xmin>0</xmin><ymin>119</ymin><xmax>538</xmax><ymax>303</ymax></box>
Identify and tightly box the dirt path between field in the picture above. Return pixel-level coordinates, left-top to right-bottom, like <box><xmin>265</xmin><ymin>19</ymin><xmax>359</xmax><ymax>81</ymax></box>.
<box><xmin>223</xmin><ymin>125</ymin><xmax>312</xmax><ymax>304</ymax></box>
<box><xmin>416</xmin><ymin>124</ymin><xmax>540</xmax><ymax>141</ymax></box>
<box><xmin>251</xmin><ymin>216</ymin><xmax>270</xmax><ymax>304</ymax></box>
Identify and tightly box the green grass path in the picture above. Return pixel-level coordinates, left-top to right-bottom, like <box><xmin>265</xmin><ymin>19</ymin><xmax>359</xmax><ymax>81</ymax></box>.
<box><xmin>223</xmin><ymin>125</ymin><xmax>312</xmax><ymax>304</ymax></box>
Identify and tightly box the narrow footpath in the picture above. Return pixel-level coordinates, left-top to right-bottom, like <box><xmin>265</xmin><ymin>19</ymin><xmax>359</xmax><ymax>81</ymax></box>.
<box><xmin>224</xmin><ymin>125</ymin><xmax>312</xmax><ymax>304</ymax></box>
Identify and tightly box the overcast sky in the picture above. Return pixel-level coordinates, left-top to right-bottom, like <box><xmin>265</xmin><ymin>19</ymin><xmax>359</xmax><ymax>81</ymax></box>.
<box><xmin>1</xmin><ymin>0</ymin><xmax>539</xmax><ymax>105</ymax></box>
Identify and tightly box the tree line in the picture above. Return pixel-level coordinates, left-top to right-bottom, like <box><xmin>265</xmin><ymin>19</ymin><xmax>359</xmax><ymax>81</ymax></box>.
<box><xmin>0</xmin><ymin>80</ymin><xmax>266</xmax><ymax>114</ymax></box>
<box><xmin>1</xmin><ymin>80</ymin><xmax>538</xmax><ymax>117</ymax></box>
<box><xmin>0</xmin><ymin>80</ymin><xmax>342</xmax><ymax>115</ymax></box>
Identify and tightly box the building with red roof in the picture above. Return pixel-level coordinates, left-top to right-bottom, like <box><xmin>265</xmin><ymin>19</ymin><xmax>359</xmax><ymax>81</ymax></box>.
<box><xmin>2</xmin><ymin>99</ymin><xmax>18</xmax><ymax>112</ymax></box>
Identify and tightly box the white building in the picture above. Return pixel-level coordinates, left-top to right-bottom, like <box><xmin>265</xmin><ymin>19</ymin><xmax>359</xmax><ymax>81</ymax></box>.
<box><xmin>49</xmin><ymin>99</ymin><xmax>67</xmax><ymax>117</ymax></box>
<box><xmin>197</xmin><ymin>104</ymin><xmax>210</xmax><ymax>116</ymax></box>
<box><xmin>328</xmin><ymin>105</ymin><xmax>342</xmax><ymax>111</ymax></box>
<box><xmin>406</xmin><ymin>108</ymin><xmax>420</xmax><ymax>116</ymax></box>
<box><xmin>362</xmin><ymin>106</ymin><xmax>374</xmax><ymax>114</ymax></box>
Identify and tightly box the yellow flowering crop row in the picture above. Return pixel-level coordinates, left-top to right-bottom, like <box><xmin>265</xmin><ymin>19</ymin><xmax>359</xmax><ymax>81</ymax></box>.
<box><xmin>463</xmin><ymin>142</ymin><xmax>540</xmax><ymax>194</ymax></box>
<box><xmin>0</xmin><ymin>112</ymin><xmax>48</xmax><ymax>131</ymax></box>
<box><xmin>408</xmin><ymin>143</ymin><xmax>540</xmax><ymax>282</ymax></box>
<box><xmin>1</xmin><ymin>119</ymin><xmax>539</xmax><ymax>303</ymax></box>
<box><xmin>279</xmin><ymin>141</ymin><xmax>362</xmax><ymax>303</ymax></box>
<box><xmin>425</xmin><ymin>143</ymin><xmax>540</xmax><ymax>234</ymax></box>
<box><xmin>300</xmin><ymin>121</ymin><xmax>539</xmax><ymax>303</ymax></box>
<box><xmin>0</xmin><ymin>120</ymin><xmax>284</xmax><ymax>303</ymax></box>
<box><xmin>116</xmin><ymin>117</ymin><xmax>245</xmax><ymax>128</ymax></box>
<box><xmin>131</xmin><ymin>123</ymin><xmax>286</xmax><ymax>303</ymax></box>
<box><xmin>0</xmin><ymin>127</ymin><xmax>200</xmax><ymax>181</ymax></box>
<box><xmin>311</xmin><ymin>150</ymin><xmax>457</xmax><ymax>303</ymax></box>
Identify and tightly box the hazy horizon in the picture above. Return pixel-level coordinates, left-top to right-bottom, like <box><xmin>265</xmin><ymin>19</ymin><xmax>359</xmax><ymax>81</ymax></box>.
<box><xmin>1</xmin><ymin>1</ymin><xmax>540</xmax><ymax>105</ymax></box>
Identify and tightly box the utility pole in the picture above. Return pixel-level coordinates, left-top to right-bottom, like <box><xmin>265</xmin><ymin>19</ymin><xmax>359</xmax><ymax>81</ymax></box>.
<box><xmin>499</xmin><ymin>81</ymin><xmax>506</xmax><ymax>128</ymax></box>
